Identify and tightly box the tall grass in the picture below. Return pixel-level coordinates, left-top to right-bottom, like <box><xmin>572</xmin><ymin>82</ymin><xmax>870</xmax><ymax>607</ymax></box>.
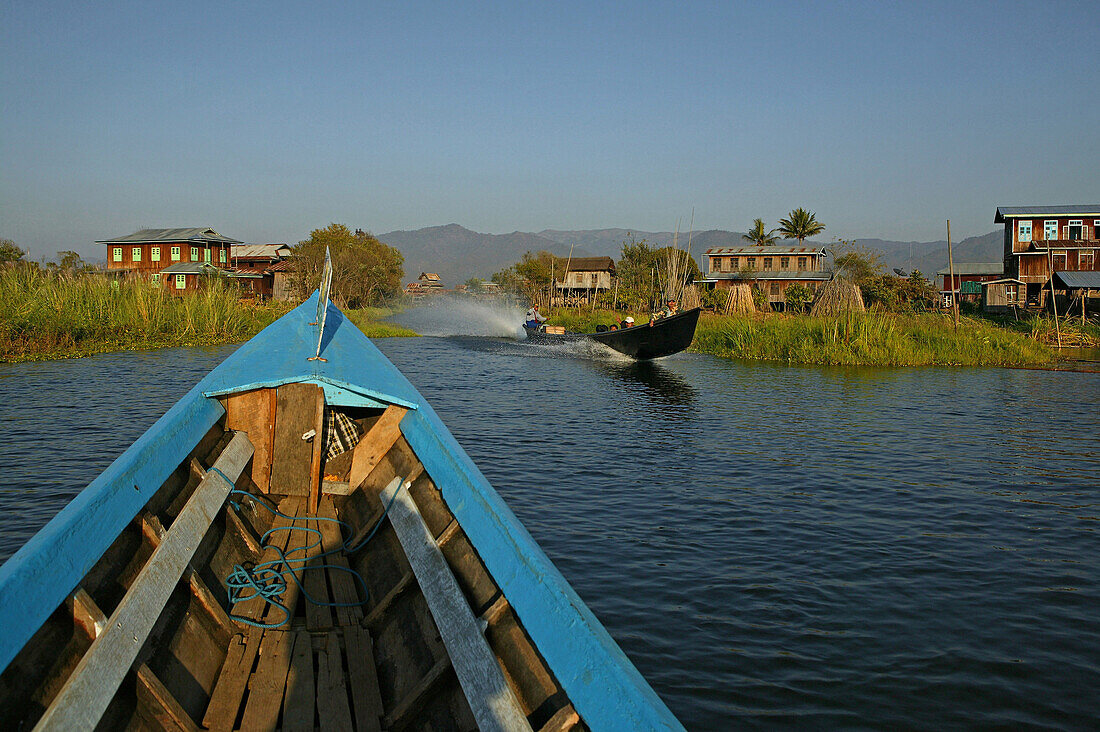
<box><xmin>0</xmin><ymin>265</ymin><xmax>290</xmax><ymax>361</ymax></box>
<box><xmin>692</xmin><ymin>311</ymin><xmax>1054</xmax><ymax>366</ymax></box>
<box><xmin>344</xmin><ymin>307</ymin><xmax>419</xmax><ymax>338</ymax></box>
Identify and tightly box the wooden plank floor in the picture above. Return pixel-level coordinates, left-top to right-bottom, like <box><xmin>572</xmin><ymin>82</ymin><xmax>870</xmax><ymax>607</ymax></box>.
<box><xmin>204</xmin><ymin>497</ymin><xmax>384</xmax><ymax>732</ymax></box>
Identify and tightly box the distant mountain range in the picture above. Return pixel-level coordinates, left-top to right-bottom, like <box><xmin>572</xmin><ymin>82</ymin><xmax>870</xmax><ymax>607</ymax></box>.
<box><xmin>378</xmin><ymin>224</ymin><xmax>1005</xmax><ymax>286</ymax></box>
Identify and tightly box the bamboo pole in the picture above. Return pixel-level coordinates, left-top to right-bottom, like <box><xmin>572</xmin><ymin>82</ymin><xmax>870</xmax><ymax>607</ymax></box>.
<box><xmin>947</xmin><ymin>219</ymin><xmax>959</xmax><ymax>332</ymax></box>
<box><xmin>1048</xmin><ymin>245</ymin><xmax>1062</xmax><ymax>347</ymax></box>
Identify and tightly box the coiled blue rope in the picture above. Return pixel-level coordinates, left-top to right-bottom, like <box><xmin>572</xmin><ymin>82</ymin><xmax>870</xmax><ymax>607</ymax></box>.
<box><xmin>218</xmin><ymin>479</ymin><xmax>403</xmax><ymax>629</ymax></box>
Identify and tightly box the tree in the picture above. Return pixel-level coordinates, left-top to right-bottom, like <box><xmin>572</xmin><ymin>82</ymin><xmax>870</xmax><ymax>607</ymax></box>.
<box><xmin>830</xmin><ymin>239</ymin><xmax>884</xmax><ymax>286</ymax></box>
<box><xmin>56</xmin><ymin>251</ymin><xmax>85</xmax><ymax>272</ymax></box>
<box><xmin>777</xmin><ymin>208</ymin><xmax>825</xmax><ymax>244</ymax></box>
<box><xmin>464</xmin><ymin>277</ymin><xmax>485</xmax><ymax>293</ymax></box>
<box><xmin>783</xmin><ymin>283</ymin><xmax>813</xmax><ymax>312</ymax></box>
<box><xmin>742</xmin><ymin>218</ymin><xmax>779</xmax><ymax>246</ymax></box>
<box><xmin>0</xmin><ymin>238</ymin><xmax>25</xmax><ymax>263</ymax></box>
<box><xmin>492</xmin><ymin>250</ymin><xmax>555</xmax><ymax>303</ymax></box>
<box><xmin>290</xmin><ymin>224</ymin><xmax>404</xmax><ymax>307</ymax></box>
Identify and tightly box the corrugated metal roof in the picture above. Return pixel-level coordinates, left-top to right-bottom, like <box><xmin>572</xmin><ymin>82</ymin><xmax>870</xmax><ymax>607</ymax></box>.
<box><xmin>96</xmin><ymin>227</ymin><xmax>242</xmax><ymax>245</ymax></box>
<box><xmin>935</xmin><ymin>262</ymin><xmax>1003</xmax><ymax>276</ymax></box>
<box><xmin>995</xmin><ymin>206</ymin><xmax>1100</xmax><ymax>222</ymax></box>
<box><xmin>1052</xmin><ymin>270</ymin><xmax>1100</xmax><ymax>289</ymax></box>
<box><xmin>268</xmin><ymin>260</ymin><xmax>293</xmax><ymax>272</ymax></box>
<box><xmin>704</xmin><ymin>245</ymin><xmax>827</xmax><ymax>256</ymax></box>
<box><xmin>232</xmin><ymin>243</ymin><xmax>290</xmax><ymax>259</ymax></box>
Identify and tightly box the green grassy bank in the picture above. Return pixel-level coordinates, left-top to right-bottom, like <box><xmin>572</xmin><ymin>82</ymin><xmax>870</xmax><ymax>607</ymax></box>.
<box><xmin>545</xmin><ymin>307</ymin><xmax>1057</xmax><ymax>367</ymax></box>
<box><xmin>0</xmin><ymin>265</ymin><xmax>416</xmax><ymax>363</ymax></box>
<box><xmin>693</xmin><ymin>312</ymin><xmax>1054</xmax><ymax>366</ymax></box>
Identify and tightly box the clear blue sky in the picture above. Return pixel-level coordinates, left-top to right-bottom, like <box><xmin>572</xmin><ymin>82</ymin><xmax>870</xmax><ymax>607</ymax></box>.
<box><xmin>2</xmin><ymin>0</ymin><xmax>1097</xmax><ymax>260</ymax></box>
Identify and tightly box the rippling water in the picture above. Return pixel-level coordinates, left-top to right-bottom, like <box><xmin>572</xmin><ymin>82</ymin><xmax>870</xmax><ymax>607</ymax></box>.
<box><xmin>2</xmin><ymin>339</ymin><xmax>1098</xmax><ymax>729</ymax></box>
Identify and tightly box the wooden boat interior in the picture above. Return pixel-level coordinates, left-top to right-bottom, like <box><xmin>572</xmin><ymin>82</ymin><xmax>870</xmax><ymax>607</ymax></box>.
<box><xmin>0</xmin><ymin>383</ymin><xmax>585</xmax><ymax>731</ymax></box>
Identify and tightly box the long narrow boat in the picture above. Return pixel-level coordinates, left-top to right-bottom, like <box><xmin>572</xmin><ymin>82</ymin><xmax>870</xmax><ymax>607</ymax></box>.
<box><xmin>0</xmin><ymin>287</ymin><xmax>682</xmax><ymax>730</ymax></box>
<box><xmin>523</xmin><ymin>308</ymin><xmax>701</xmax><ymax>360</ymax></box>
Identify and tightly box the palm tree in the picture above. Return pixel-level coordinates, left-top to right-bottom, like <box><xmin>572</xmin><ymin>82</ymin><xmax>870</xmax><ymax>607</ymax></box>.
<box><xmin>777</xmin><ymin>208</ymin><xmax>825</xmax><ymax>243</ymax></box>
<box><xmin>742</xmin><ymin>218</ymin><xmax>779</xmax><ymax>246</ymax></box>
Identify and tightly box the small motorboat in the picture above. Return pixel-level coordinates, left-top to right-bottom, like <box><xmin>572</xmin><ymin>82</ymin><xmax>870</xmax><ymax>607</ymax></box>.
<box><xmin>0</xmin><ymin>258</ymin><xmax>682</xmax><ymax>731</ymax></box>
<box><xmin>523</xmin><ymin>308</ymin><xmax>701</xmax><ymax>360</ymax></box>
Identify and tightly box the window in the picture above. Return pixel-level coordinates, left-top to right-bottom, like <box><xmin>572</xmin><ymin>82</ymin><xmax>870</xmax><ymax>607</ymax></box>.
<box><xmin>729</xmin><ymin>257</ymin><xmax>738</xmax><ymax>269</ymax></box>
<box><xmin>219</xmin><ymin>249</ymin><xmax>226</xmax><ymax>263</ymax></box>
<box><xmin>1094</xmin><ymin>221</ymin><xmax>1100</xmax><ymax>240</ymax></box>
<box><xmin>1005</xmin><ymin>284</ymin><xmax>1017</xmax><ymax>301</ymax></box>
<box><xmin>132</xmin><ymin>247</ymin><xmax>141</xmax><ymax>262</ymax></box>
<box><xmin>769</xmin><ymin>282</ymin><xmax>779</xmax><ymax>295</ymax></box>
<box><xmin>175</xmin><ymin>274</ymin><xmax>186</xmax><ymax>289</ymax></box>
<box><xmin>1068</xmin><ymin>220</ymin><xmax>1083</xmax><ymax>240</ymax></box>
<box><xmin>112</xmin><ymin>247</ymin><xmax>122</xmax><ymax>262</ymax></box>
<box><xmin>798</xmin><ymin>257</ymin><xmax>807</xmax><ymax>271</ymax></box>
<box><xmin>151</xmin><ymin>246</ymin><xmax>160</xmax><ymax>262</ymax></box>
<box><xmin>746</xmin><ymin>257</ymin><xmax>756</xmax><ymax>269</ymax></box>
<box><xmin>1081</xmin><ymin>250</ymin><xmax>1095</xmax><ymax>269</ymax></box>
<box><xmin>711</xmin><ymin>257</ymin><xmax>721</xmax><ymax>272</ymax></box>
<box><xmin>151</xmin><ymin>273</ymin><xmax>160</xmax><ymax>284</ymax></box>
<box><xmin>763</xmin><ymin>257</ymin><xmax>773</xmax><ymax>270</ymax></box>
<box><xmin>1052</xmin><ymin>251</ymin><xmax>1067</xmax><ymax>271</ymax></box>
<box><xmin>1018</xmin><ymin>220</ymin><xmax>1032</xmax><ymax>242</ymax></box>
<box><xmin>780</xmin><ymin>257</ymin><xmax>790</xmax><ymax>269</ymax></box>
<box><xmin>1044</xmin><ymin>220</ymin><xmax>1058</xmax><ymax>240</ymax></box>
<box><xmin>171</xmin><ymin>246</ymin><xmax>181</xmax><ymax>261</ymax></box>
<box><xmin>190</xmin><ymin>246</ymin><xmax>199</xmax><ymax>261</ymax></box>
<box><xmin>204</xmin><ymin>248</ymin><xmax>211</xmax><ymax>263</ymax></box>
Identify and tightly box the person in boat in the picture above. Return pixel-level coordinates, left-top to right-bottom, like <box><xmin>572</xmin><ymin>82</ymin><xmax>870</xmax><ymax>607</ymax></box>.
<box><xmin>620</xmin><ymin>316</ymin><xmax>635</xmax><ymax>329</ymax></box>
<box><xmin>651</xmin><ymin>300</ymin><xmax>678</xmax><ymax>324</ymax></box>
<box><xmin>525</xmin><ymin>304</ymin><xmax>547</xmax><ymax>329</ymax></box>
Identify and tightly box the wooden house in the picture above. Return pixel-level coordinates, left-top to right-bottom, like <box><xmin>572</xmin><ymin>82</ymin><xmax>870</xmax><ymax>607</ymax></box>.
<box><xmin>98</xmin><ymin>228</ymin><xmax>241</xmax><ymax>286</ymax></box>
<box><xmin>553</xmin><ymin>256</ymin><xmax>615</xmax><ymax>305</ymax></box>
<box><xmin>981</xmin><ymin>278</ymin><xmax>1027</xmax><ymax>313</ymax></box>
<box><xmin>230</xmin><ymin>243</ymin><xmax>292</xmax><ymax>300</ymax></box>
<box><xmin>995</xmin><ymin>205</ymin><xmax>1100</xmax><ymax>307</ymax></box>
<box><xmin>267</xmin><ymin>259</ymin><xmax>294</xmax><ymax>301</ymax></box>
<box><xmin>936</xmin><ymin>262</ymin><xmax>1003</xmax><ymax>306</ymax></box>
<box><xmin>703</xmin><ymin>245</ymin><xmax>830</xmax><ymax>308</ymax></box>
<box><xmin>158</xmin><ymin>262</ymin><xmax>226</xmax><ymax>293</ymax></box>
<box><xmin>417</xmin><ymin>273</ymin><xmax>444</xmax><ymax>290</ymax></box>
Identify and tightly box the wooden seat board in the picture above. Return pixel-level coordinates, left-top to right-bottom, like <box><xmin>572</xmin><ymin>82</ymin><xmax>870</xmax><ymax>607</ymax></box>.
<box><xmin>316</xmin><ymin>631</ymin><xmax>354</xmax><ymax>731</ymax></box>
<box><xmin>317</xmin><ymin>497</ymin><xmax>364</xmax><ymax>626</ymax></box>
<box><xmin>270</xmin><ymin>384</ymin><xmax>324</xmax><ymax>497</ymax></box>
<box><xmin>303</xmin><ymin>515</ymin><xmax>335</xmax><ymax>631</ymax></box>
<box><xmin>380</xmin><ymin>476</ymin><xmax>533</xmax><ymax>732</ymax></box>
<box><xmin>281</xmin><ymin>631</ymin><xmax>316</xmax><ymax>732</ymax></box>
<box><xmin>232</xmin><ymin>496</ymin><xmax>303</xmax><ymax>623</ymax></box>
<box><xmin>33</xmin><ymin>432</ymin><xmax>253</xmax><ymax>732</ymax></box>
<box><xmin>238</xmin><ymin>630</ymin><xmax>294</xmax><ymax>732</ymax></box>
<box><xmin>343</xmin><ymin>626</ymin><xmax>384</xmax><ymax>732</ymax></box>
<box><xmin>202</xmin><ymin>627</ymin><xmax>263</xmax><ymax>731</ymax></box>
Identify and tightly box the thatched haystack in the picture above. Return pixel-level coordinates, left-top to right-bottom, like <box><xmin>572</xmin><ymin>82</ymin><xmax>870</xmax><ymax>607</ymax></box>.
<box><xmin>810</xmin><ymin>276</ymin><xmax>865</xmax><ymax>316</ymax></box>
<box><xmin>724</xmin><ymin>283</ymin><xmax>756</xmax><ymax>314</ymax></box>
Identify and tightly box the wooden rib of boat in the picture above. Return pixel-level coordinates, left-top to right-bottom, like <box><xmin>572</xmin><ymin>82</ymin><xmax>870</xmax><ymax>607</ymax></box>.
<box><xmin>523</xmin><ymin>308</ymin><xmax>701</xmax><ymax>360</ymax></box>
<box><xmin>0</xmin><ymin>289</ymin><xmax>683</xmax><ymax>730</ymax></box>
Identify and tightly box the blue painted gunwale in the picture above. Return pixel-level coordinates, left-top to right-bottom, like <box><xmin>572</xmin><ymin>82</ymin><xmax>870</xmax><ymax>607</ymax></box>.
<box><xmin>0</xmin><ymin>293</ymin><xmax>683</xmax><ymax>730</ymax></box>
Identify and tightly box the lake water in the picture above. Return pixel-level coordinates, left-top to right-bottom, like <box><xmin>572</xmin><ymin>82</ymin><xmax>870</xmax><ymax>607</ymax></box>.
<box><xmin>2</xmin><ymin>336</ymin><xmax>1098</xmax><ymax>729</ymax></box>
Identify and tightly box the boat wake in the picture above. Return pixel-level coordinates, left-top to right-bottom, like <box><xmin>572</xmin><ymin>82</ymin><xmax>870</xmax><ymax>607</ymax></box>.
<box><xmin>389</xmin><ymin>296</ymin><xmax>526</xmax><ymax>338</ymax></box>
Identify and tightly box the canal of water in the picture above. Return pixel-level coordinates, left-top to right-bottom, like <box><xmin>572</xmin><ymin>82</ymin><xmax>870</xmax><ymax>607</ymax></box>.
<box><xmin>1</xmin><ymin>337</ymin><xmax>1098</xmax><ymax>729</ymax></box>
